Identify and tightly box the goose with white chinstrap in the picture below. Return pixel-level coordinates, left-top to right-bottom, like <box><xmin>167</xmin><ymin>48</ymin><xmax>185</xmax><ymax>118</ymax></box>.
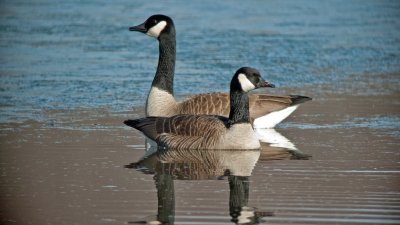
<box><xmin>129</xmin><ymin>14</ymin><xmax>311</xmax><ymax>128</ymax></box>
<box><xmin>124</xmin><ymin>67</ymin><xmax>274</xmax><ymax>149</ymax></box>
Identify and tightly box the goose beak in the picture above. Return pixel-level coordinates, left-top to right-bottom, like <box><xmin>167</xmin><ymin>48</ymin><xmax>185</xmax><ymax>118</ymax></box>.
<box><xmin>129</xmin><ymin>22</ymin><xmax>147</xmax><ymax>33</ymax></box>
<box><xmin>258</xmin><ymin>80</ymin><xmax>275</xmax><ymax>88</ymax></box>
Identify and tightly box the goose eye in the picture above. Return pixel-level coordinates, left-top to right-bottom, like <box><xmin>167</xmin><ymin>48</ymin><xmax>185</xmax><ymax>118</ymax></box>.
<box><xmin>152</xmin><ymin>19</ymin><xmax>158</xmax><ymax>24</ymax></box>
<box><xmin>253</xmin><ymin>76</ymin><xmax>260</xmax><ymax>83</ymax></box>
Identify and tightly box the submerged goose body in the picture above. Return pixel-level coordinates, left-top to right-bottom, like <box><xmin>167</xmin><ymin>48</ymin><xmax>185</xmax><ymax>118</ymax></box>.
<box><xmin>125</xmin><ymin>67</ymin><xmax>274</xmax><ymax>150</ymax></box>
<box><xmin>129</xmin><ymin>15</ymin><xmax>311</xmax><ymax>129</ymax></box>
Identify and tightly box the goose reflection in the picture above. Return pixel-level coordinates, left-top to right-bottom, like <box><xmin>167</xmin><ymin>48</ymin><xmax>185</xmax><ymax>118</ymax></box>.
<box><xmin>144</xmin><ymin>128</ymin><xmax>311</xmax><ymax>162</ymax></box>
<box><xmin>127</xmin><ymin>129</ymin><xmax>310</xmax><ymax>224</ymax></box>
<box><xmin>126</xmin><ymin>148</ymin><xmax>272</xmax><ymax>225</ymax></box>
<box><xmin>255</xmin><ymin>129</ymin><xmax>311</xmax><ymax>160</ymax></box>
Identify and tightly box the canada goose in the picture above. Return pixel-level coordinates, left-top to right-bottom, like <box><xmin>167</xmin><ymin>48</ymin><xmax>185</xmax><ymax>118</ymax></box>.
<box><xmin>124</xmin><ymin>67</ymin><xmax>274</xmax><ymax>149</ymax></box>
<box><xmin>129</xmin><ymin>14</ymin><xmax>311</xmax><ymax>128</ymax></box>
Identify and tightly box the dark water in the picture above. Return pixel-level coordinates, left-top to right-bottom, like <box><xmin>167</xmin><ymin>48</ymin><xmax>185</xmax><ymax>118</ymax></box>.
<box><xmin>1</xmin><ymin>0</ymin><xmax>399</xmax><ymax>122</ymax></box>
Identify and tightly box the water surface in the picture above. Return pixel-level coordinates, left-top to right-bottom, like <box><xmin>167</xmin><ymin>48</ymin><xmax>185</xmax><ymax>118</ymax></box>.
<box><xmin>0</xmin><ymin>0</ymin><xmax>399</xmax><ymax>122</ymax></box>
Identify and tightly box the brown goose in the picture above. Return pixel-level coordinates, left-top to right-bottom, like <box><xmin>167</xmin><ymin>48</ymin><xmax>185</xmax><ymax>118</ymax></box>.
<box><xmin>124</xmin><ymin>67</ymin><xmax>274</xmax><ymax>149</ymax></box>
<box><xmin>129</xmin><ymin>14</ymin><xmax>311</xmax><ymax>128</ymax></box>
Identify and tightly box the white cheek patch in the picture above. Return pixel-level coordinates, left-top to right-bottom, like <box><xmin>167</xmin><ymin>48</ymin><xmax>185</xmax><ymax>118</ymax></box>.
<box><xmin>238</xmin><ymin>73</ymin><xmax>256</xmax><ymax>92</ymax></box>
<box><xmin>146</xmin><ymin>21</ymin><xmax>167</xmax><ymax>38</ymax></box>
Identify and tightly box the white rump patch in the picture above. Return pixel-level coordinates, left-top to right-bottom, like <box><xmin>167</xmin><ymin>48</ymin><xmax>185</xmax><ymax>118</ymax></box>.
<box><xmin>253</xmin><ymin>105</ymin><xmax>298</xmax><ymax>129</ymax></box>
<box><xmin>146</xmin><ymin>21</ymin><xmax>167</xmax><ymax>38</ymax></box>
<box><xmin>238</xmin><ymin>73</ymin><xmax>255</xmax><ymax>92</ymax></box>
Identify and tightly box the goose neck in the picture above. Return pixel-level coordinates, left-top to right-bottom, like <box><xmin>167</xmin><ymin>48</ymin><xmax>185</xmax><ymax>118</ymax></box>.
<box><xmin>152</xmin><ymin>34</ymin><xmax>176</xmax><ymax>95</ymax></box>
<box><xmin>228</xmin><ymin>90</ymin><xmax>250</xmax><ymax>127</ymax></box>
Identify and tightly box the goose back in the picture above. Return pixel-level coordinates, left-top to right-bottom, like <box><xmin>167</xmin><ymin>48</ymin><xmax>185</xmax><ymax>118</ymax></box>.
<box><xmin>125</xmin><ymin>115</ymin><xmax>227</xmax><ymax>149</ymax></box>
<box><xmin>177</xmin><ymin>92</ymin><xmax>311</xmax><ymax>119</ymax></box>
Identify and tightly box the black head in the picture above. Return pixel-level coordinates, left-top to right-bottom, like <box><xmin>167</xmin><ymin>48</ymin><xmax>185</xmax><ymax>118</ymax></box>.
<box><xmin>129</xmin><ymin>14</ymin><xmax>175</xmax><ymax>39</ymax></box>
<box><xmin>231</xmin><ymin>67</ymin><xmax>275</xmax><ymax>93</ymax></box>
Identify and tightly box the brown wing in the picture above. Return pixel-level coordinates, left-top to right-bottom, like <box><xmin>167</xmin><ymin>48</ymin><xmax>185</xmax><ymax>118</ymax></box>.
<box><xmin>178</xmin><ymin>92</ymin><xmax>311</xmax><ymax>120</ymax></box>
<box><xmin>249</xmin><ymin>94</ymin><xmax>311</xmax><ymax>119</ymax></box>
<box><xmin>249</xmin><ymin>94</ymin><xmax>294</xmax><ymax>119</ymax></box>
<box><xmin>155</xmin><ymin>115</ymin><xmax>227</xmax><ymax>149</ymax></box>
<box><xmin>177</xmin><ymin>93</ymin><xmax>230</xmax><ymax>116</ymax></box>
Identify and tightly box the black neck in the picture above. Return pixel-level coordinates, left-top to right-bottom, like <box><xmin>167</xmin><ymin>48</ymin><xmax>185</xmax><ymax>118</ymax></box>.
<box><xmin>152</xmin><ymin>31</ymin><xmax>176</xmax><ymax>95</ymax></box>
<box><xmin>228</xmin><ymin>90</ymin><xmax>250</xmax><ymax>127</ymax></box>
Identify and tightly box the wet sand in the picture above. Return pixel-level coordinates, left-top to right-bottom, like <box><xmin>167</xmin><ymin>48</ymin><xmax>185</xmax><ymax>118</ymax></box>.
<box><xmin>1</xmin><ymin>91</ymin><xmax>400</xmax><ymax>225</ymax></box>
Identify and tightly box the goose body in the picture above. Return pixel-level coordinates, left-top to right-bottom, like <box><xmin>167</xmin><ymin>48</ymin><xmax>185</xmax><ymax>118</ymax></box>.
<box><xmin>125</xmin><ymin>67</ymin><xmax>274</xmax><ymax>150</ymax></box>
<box><xmin>127</xmin><ymin>115</ymin><xmax>260</xmax><ymax>149</ymax></box>
<box><xmin>176</xmin><ymin>92</ymin><xmax>310</xmax><ymax>128</ymax></box>
<box><xmin>129</xmin><ymin>15</ymin><xmax>311</xmax><ymax>128</ymax></box>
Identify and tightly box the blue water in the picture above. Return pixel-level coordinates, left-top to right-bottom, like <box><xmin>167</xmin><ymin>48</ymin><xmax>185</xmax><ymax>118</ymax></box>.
<box><xmin>0</xmin><ymin>0</ymin><xmax>399</xmax><ymax>122</ymax></box>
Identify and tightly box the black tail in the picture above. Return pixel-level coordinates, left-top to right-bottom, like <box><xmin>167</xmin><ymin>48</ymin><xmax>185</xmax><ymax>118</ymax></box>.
<box><xmin>289</xmin><ymin>95</ymin><xmax>312</xmax><ymax>106</ymax></box>
<box><xmin>124</xmin><ymin>118</ymin><xmax>139</xmax><ymax>128</ymax></box>
<box><xmin>124</xmin><ymin>117</ymin><xmax>152</xmax><ymax>128</ymax></box>
<box><xmin>124</xmin><ymin>117</ymin><xmax>159</xmax><ymax>140</ymax></box>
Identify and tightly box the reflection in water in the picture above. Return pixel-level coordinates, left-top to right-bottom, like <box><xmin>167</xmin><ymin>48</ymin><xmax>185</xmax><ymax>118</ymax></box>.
<box><xmin>127</xmin><ymin>171</ymin><xmax>175</xmax><ymax>224</ymax></box>
<box><xmin>126</xmin><ymin>148</ymin><xmax>273</xmax><ymax>224</ymax></box>
<box><xmin>155</xmin><ymin>173</ymin><xmax>175</xmax><ymax>225</ymax></box>
<box><xmin>255</xmin><ymin>129</ymin><xmax>297</xmax><ymax>150</ymax></box>
<box><xmin>228</xmin><ymin>176</ymin><xmax>273</xmax><ymax>224</ymax></box>
<box><xmin>128</xmin><ymin>148</ymin><xmax>261</xmax><ymax>180</ymax></box>
<box><xmin>144</xmin><ymin>129</ymin><xmax>311</xmax><ymax>161</ymax></box>
<box><xmin>126</xmin><ymin>148</ymin><xmax>269</xmax><ymax>224</ymax></box>
<box><xmin>256</xmin><ymin>129</ymin><xmax>311</xmax><ymax>160</ymax></box>
<box><xmin>126</xmin><ymin>130</ymin><xmax>310</xmax><ymax>224</ymax></box>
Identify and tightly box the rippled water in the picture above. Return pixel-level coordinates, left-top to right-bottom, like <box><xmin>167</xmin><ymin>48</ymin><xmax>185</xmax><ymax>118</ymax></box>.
<box><xmin>2</xmin><ymin>118</ymin><xmax>399</xmax><ymax>225</ymax></box>
<box><xmin>1</xmin><ymin>0</ymin><xmax>399</xmax><ymax>122</ymax></box>
<box><xmin>1</xmin><ymin>1</ymin><xmax>400</xmax><ymax>225</ymax></box>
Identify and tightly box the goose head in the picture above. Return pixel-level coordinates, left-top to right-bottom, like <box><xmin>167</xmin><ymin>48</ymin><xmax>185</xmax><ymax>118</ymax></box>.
<box><xmin>129</xmin><ymin>14</ymin><xmax>174</xmax><ymax>39</ymax></box>
<box><xmin>231</xmin><ymin>67</ymin><xmax>275</xmax><ymax>93</ymax></box>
